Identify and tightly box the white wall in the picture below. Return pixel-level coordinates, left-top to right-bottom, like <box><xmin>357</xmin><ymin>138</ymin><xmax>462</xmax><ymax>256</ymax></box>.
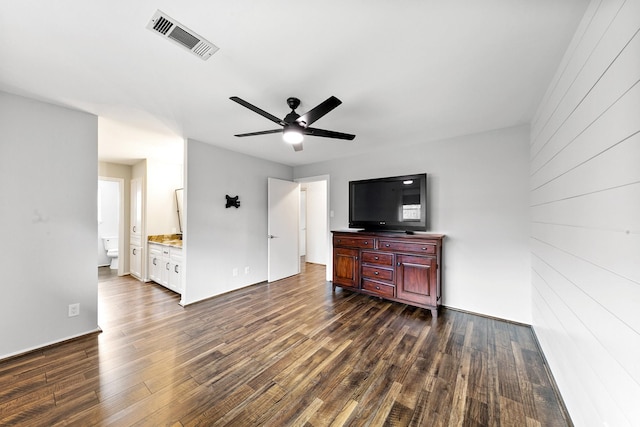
<box><xmin>0</xmin><ymin>91</ymin><xmax>99</xmax><ymax>358</ymax></box>
<box><xmin>530</xmin><ymin>1</ymin><xmax>640</xmax><ymax>425</ymax></box>
<box><xmin>145</xmin><ymin>158</ymin><xmax>183</xmax><ymax>236</ymax></box>
<box><xmin>182</xmin><ymin>139</ymin><xmax>292</xmax><ymax>305</ymax></box>
<box><xmin>294</xmin><ymin>125</ymin><xmax>531</xmax><ymax>323</ymax></box>
<box><xmin>130</xmin><ymin>158</ymin><xmax>183</xmax><ymax>238</ymax></box>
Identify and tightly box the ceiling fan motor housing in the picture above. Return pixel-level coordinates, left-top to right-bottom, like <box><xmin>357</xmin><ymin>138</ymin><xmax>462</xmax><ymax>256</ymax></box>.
<box><xmin>286</xmin><ymin>97</ymin><xmax>301</xmax><ymax>111</ymax></box>
<box><xmin>284</xmin><ymin>111</ymin><xmax>301</xmax><ymax>125</ymax></box>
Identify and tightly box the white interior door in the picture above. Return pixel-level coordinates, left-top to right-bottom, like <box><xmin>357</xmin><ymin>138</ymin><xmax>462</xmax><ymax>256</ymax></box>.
<box><xmin>268</xmin><ymin>177</ymin><xmax>300</xmax><ymax>282</ymax></box>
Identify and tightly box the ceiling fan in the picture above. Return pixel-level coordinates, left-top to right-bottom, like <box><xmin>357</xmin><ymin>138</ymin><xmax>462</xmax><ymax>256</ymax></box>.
<box><xmin>230</xmin><ymin>96</ymin><xmax>356</xmax><ymax>152</ymax></box>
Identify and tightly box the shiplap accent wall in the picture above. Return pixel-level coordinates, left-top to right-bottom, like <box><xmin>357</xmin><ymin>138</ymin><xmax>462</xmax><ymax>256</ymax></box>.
<box><xmin>530</xmin><ymin>0</ymin><xmax>640</xmax><ymax>425</ymax></box>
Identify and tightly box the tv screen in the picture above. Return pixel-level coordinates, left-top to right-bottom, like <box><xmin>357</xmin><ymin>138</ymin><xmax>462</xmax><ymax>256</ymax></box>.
<box><xmin>349</xmin><ymin>173</ymin><xmax>427</xmax><ymax>232</ymax></box>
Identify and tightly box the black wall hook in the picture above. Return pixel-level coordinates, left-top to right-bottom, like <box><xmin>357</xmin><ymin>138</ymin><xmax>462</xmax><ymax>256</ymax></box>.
<box><xmin>225</xmin><ymin>195</ymin><xmax>240</xmax><ymax>208</ymax></box>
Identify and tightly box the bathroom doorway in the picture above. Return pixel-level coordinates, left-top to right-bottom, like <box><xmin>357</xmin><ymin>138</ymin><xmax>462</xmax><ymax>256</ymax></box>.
<box><xmin>98</xmin><ymin>177</ymin><xmax>124</xmax><ymax>276</ymax></box>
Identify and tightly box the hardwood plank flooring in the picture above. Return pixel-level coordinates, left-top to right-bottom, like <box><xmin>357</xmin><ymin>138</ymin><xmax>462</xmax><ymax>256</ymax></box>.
<box><xmin>0</xmin><ymin>264</ymin><xmax>571</xmax><ymax>426</ymax></box>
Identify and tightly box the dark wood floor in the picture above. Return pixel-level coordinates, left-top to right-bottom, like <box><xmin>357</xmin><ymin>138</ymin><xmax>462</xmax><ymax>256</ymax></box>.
<box><xmin>0</xmin><ymin>264</ymin><xmax>570</xmax><ymax>426</ymax></box>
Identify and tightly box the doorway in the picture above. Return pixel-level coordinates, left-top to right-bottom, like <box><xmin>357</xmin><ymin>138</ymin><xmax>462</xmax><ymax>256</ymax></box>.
<box><xmin>98</xmin><ymin>177</ymin><xmax>125</xmax><ymax>276</ymax></box>
<box><xmin>296</xmin><ymin>175</ymin><xmax>331</xmax><ymax>281</ymax></box>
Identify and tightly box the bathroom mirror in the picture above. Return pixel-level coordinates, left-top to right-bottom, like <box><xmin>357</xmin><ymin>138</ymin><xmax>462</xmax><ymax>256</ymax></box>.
<box><xmin>175</xmin><ymin>188</ymin><xmax>184</xmax><ymax>234</ymax></box>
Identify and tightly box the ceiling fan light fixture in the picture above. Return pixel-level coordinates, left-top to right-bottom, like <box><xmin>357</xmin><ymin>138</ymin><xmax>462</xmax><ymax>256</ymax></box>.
<box><xmin>283</xmin><ymin>127</ymin><xmax>304</xmax><ymax>145</ymax></box>
<box><xmin>230</xmin><ymin>96</ymin><xmax>355</xmax><ymax>152</ymax></box>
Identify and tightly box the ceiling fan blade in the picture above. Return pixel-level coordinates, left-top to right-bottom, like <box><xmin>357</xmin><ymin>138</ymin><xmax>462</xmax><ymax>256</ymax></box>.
<box><xmin>291</xmin><ymin>142</ymin><xmax>303</xmax><ymax>152</ymax></box>
<box><xmin>304</xmin><ymin>127</ymin><xmax>356</xmax><ymax>140</ymax></box>
<box><xmin>230</xmin><ymin>97</ymin><xmax>285</xmax><ymax>126</ymax></box>
<box><xmin>296</xmin><ymin>96</ymin><xmax>342</xmax><ymax>127</ymax></box>
<box><xmin>234</xmin><ymin>129</ymin><xmax>282</xmax><ymax>137</ymax></box>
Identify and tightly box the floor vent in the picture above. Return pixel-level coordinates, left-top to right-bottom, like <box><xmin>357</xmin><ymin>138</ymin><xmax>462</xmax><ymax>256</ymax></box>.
<box><xmin>147</xmin><ymin>10</ymin><xmax>219</xmax><ymax>61</ymax></box>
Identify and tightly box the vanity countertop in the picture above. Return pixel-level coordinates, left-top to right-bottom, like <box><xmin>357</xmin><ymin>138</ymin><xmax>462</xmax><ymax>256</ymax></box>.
<box><xmin>148</xmin><ymin>234</ymin><xmax>183</xmax><ymax>248</ymax></box>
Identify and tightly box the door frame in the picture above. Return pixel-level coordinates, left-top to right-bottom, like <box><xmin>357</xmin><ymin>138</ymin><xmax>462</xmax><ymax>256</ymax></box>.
<box><xmin>294</xmin><ymin>174</ymin><xmax>331</xmax><ymax>281</ymax></box>
<box><xmin>98</xmin><ymin>176</ymin><xmax>125</xmax><ymax>276</ymax></box>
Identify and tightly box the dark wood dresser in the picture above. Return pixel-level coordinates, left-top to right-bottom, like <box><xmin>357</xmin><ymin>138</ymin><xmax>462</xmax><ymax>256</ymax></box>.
<box><xmin>332</xmin><ymin>231</ymin><xmax>444</xmax><ymax>317</ymax></box>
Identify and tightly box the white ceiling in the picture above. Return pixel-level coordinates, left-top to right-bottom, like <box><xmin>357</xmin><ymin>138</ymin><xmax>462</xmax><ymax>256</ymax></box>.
<box><xmin>0</xmin><ymin>0</ymin><xmax>589</xmax><ymax>167</ymax></box>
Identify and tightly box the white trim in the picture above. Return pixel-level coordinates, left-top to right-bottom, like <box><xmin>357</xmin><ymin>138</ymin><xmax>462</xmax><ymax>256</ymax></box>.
<box><xmin>295</xmin><ymin>174</ymin><xmax>331</xmax><ymax>281</ymax></box>
<box><xmin>1</xmin><ymin>328</ymin><xmax>102</xmax><ymax>361</ymax></box>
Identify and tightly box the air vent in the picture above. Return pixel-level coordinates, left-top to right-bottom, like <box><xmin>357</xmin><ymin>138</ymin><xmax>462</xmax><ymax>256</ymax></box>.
<box><xmin>146</xmin><ymin>10</ymin><xmax>219</xmax><ymax>60</ymax></box>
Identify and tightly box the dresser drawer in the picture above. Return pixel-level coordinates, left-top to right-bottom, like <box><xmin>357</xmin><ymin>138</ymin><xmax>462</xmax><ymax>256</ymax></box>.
<box><xmin>362</xmin><ymin>279</ymin><xmax>395</xmax><ymax>298</ymax></box>
<box><xmin>333</xmin><ymin>235</ymin><xmax>373</xmax><ymax>249</ymax></box>
<box><xmin>361</xmin><ymin>251</ymin><xmax>394</xmax><ymax>266</ymax></box>
<box><xmin>362</xmin><ymin>265</ymin><xmax>394</xmax><ymax>282</ymax></box>
<box><xmin>377</xmin><ymin>239</ymin><xmax>436</xmax><ymax>255</ymax></box>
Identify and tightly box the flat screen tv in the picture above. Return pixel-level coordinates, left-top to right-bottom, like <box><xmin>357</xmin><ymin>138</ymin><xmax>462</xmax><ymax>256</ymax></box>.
<box><xmin>349</xmin><ymin>173</ymin><xmax>427</xmax><ymax>232</ymax></box>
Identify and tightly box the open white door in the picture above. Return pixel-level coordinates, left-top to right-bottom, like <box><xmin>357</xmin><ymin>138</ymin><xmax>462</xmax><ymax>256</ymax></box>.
<box><xmin>268</xmin><ymin>177</ymin><xmax>300</xmax><ymax>282</ymax></box>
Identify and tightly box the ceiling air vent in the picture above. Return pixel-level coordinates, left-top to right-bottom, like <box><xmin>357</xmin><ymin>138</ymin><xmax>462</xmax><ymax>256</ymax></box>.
<box><xmin>146</xmin><ymin>10</ymin><xmax>219</xmax><ymax>61</ymax></box>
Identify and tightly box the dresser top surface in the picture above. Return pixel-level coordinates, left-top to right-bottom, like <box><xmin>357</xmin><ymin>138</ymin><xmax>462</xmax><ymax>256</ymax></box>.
<box><xmin>332</xmin><ymin>230</ymin><xmax>445</xmax><ymax>240</ymax></box>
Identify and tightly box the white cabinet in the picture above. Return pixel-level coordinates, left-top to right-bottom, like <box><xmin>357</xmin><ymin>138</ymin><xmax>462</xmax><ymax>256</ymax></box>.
<box><xmin>131</xmin><ymin>177</ymin><xmax>143</xmax><ymax>237</ymax></box>
<box><xmin>168</xmin><ymin>247</ymin><xmax>182</xmax><ymax>293</ymax></box>
<box><xmin>158</xmin><ymin>246</ymin><xmax>170</xmax><ymax>288</ymax></box>
<box><xmin>148</xmin><ymin>242</ymin><xmax>182</xmax><ymax>294</ymax></box>
<box><xmin>130</xmin><ymin>178</ymin><xmax>144</xmax><ymax>280</ymax></box>
<box><xmin>130</xmin><ymin>245</ymin><xmax>142</xmax><ymax>279</ymax></box>
<box><xmin>148</xmin><ymin>244</ymin><xmax>163</xmax><ymax>283</ymax></box>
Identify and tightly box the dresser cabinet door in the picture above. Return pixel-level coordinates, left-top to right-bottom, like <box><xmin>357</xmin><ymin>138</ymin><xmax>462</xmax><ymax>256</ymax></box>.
<box><xmin>333</xmin><ymin>247</ymin><xmax>360</xmax><ymax>289</ymax></box>
<box><xmin>396</xmin><ymin>254</ymin><xmax>437</xmax><ymax>305</ymax></box>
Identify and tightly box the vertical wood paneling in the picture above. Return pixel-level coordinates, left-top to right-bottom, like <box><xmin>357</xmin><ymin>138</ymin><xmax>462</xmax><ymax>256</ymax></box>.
<box><xmin>530</xmin><ymin>1</ymin><xmax>640</xmax><ymax>426</ymax></box>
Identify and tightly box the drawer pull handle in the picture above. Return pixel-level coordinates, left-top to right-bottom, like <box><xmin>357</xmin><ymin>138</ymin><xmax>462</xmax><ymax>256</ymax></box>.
<box><xmin>374</xmin><ymin>271</ymin><xmax>379</xmax><ymax>275</ymax></box>
<box><xmin>422</xmin><ymin>247</ymin><xmax>427</xmax><ymax>250</ymax></box>
<box><xmin>374</xmin><ymin>256</ymin><xmax>379</xmax><ymax>260</ymax></box>
<box><xmin>337</xmin><ymin>239</ymin><xmax>341</xmax><ymax>243</ymax></box>
<box><xmin>385</xmin><ymin>244</ymin><xmax>390</xmax><ymax>247</ymax></box>
<box><xmin>364</xmin><ymin>241</ymin><xmax>368</xmax><ymax>245</ymax></box>
<box><xmin>166</xmin><ymin>262</ymin><xmax>170</xmax><ymax>270</ymax></box>
<box><xmin>375</xmin><ymin>286</ymin><xmax>380</xmax><ymax>290</ymax></box>
<box><xmin>174</xmin><ymin>265</ymin><xmax>179</xmax><ymax>273</ymax></box>
<box><xmin>153</xmin><ymin>258</ymin><xmax>157</xmax><ymax>266</ymax></box>
<box><xmin>132</xmin><ymin>248</ymin><xmax>137</xmax><ymax>255</ymax></box>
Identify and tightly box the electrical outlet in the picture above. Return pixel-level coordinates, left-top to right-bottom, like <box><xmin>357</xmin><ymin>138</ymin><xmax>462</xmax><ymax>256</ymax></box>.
<box><xmin>68</xmin><ymin>303</ymin><xmax>80</xmax><ymax>317</ymax></box>
<box><xmin>244</xmin><ymin>266</ymin><xmax>250</xmax><ymax>275</ymax></box>
<box><xmin>232</xmin><ymin>268</ymin><xmax>238</xmax><ymax>277</ymax></box>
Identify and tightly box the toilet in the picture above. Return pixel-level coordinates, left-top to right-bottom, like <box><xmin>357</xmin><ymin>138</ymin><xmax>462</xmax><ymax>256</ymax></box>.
<box><xmin>102</xmin><ymin>236</ymin><xmax>119</xmax><ymax>270</ymax></box>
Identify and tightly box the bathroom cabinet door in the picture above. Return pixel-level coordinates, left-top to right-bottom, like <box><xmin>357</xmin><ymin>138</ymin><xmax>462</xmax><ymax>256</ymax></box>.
<box><xmin>168</xmin><ymin>247</ymin><xmax>183</xmax><ymax>293</ymax></box>
<box><xmin>160</xmin><ymin>247</ymin><xmax>170</xmax><ymax>287</ymax></box>
<box><xmin>130</xmin><ymin>244</ymin><xmax>142</xmax><ymax>279</ymax></box>
<box><xmin>130</xmin><ymin>178</ymin><xmax>143</xmax><ymax>237</ymax></box>
<box><xmin>148</xmin><ymin>244</ymin><xmax>162</xmax><ymax>282</ymax></box>
<box><xmin>169</xmin><ymin>261</ymin><xmax>182</xmax><ymax>293</ymax></box>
